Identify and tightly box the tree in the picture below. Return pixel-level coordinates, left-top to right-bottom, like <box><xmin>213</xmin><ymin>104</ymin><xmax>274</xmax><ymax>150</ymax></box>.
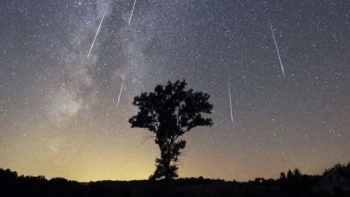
<box><xmin>293</xmin><ymin>168</ymin><xmax>302</xmax><ymax>178</ymax></box>
<box><xmin>129</xmin><ymin>80</ymin><xmax>213</xmax><ymax>180</ymax></box>
<box><xmin>286</xmin><ymin>169</ymin><xmax>293</xmax><ymax>179</ymax></box>
<box><xmin>280</xmin><ymin>172</ymin><xmax>286</xmax><ymax>180</ymax></box>
<box><xmin>286</xmin><ymin>168</ymin><xmax>302</xmax><ymax>179</ymax></box>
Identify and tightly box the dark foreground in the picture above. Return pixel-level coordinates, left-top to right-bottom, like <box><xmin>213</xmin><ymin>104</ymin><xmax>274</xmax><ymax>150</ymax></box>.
<box><xmin>1</xmin><ymin>167</ymin><xmax>350</xmax><ymax>197</ymax></box>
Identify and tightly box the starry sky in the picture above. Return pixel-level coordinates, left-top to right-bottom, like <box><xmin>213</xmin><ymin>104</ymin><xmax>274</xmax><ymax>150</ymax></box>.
<box><xmin>0</xmin><ymin>0</ymin><xmax>350</xmax><ymax>182</ymax></box>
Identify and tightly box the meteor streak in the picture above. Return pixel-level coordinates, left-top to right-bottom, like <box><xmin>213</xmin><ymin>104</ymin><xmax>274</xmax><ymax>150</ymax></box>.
<box><xmin>128</xmin><ymin>0</ymin><xmax>137</xmax><ymax>25</ymax></box>
<box><xmin>228</xmin><ymin>76</ymin><xmax>233</xmax><ymax>123</ymax></box>
<box><xmin>268</xmin><ymin>18</ymin><xmax>285</xmax><ymax>78</ymax></box>
<box><xmin>87</xmin><ymin>13</ymin><xmax>105</xmax><ymax>58</ymax></box>
<box><xmin>116</xmin><ymin>75</ymin><xmax>125</xmax><ymax>109</ymax></box>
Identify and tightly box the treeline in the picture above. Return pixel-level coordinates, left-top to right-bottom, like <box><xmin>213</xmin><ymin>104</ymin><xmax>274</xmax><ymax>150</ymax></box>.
<box><xmin>0</xmin><ymin>169</ymin><xmax>86</xmax><ymax>197</ymax></box>
<box><xmin>323</xmin><ymin>162</ymin><xmax>350</xmax><ymax>179</ymax></box>
<box><xmin>0</xmin><ymin>162</ymin><xmax>349</xmax><ymax>197</ymax></box>
<box><xmin>0</xmin><ymin>170</ymin><xmax>224</xmax><ymax>197</ymax></box>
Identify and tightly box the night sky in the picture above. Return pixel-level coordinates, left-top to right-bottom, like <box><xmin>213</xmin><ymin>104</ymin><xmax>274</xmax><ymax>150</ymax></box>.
<box><xmin>1</xmin><ymin>0</ymin><xmax>350</xmax><ymax>182</ymax></box>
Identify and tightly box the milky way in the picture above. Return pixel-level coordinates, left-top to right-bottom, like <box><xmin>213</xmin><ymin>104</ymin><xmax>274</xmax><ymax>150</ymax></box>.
<box><xmin>0</xmin><ymin>0</ymin><xmax>350</xmax><ymax>181</ymax></box>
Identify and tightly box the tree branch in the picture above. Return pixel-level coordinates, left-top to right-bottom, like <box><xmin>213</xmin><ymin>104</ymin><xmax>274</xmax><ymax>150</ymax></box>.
<box><xmin>138</xmin><ymin>135</ymin><xmax>156</xmax><ymax>147</ymax></box>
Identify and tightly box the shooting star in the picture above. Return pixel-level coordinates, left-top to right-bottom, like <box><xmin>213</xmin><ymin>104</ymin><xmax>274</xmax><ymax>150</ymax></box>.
<box><xmin>116</xmin><ymin>75</ymin><xmax>125</xmax><ymax>109</ymax></box>
<box><xmin>128</xmin><ymin>0</ymin><xmax>137</xmax><ymax>25</ymax></box>
<box><xmin>87</xmin><ymin>13</ymin><xmax>106</xmax><ymax>58</ymax></box>
<box><xmin>228</xmin><ymin>76</ymin><xmax>234</xmax><ymax>123</ymax></box>
<box><xmin>268</xmin><ymin>18</ymin><xmax>285</xmax><ymax>78</ymax></box>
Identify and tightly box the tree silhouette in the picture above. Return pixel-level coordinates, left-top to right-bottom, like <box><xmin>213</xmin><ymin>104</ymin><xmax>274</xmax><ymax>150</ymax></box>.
<box><xmin>293</xmin><ymin>168</ymin><xmax>302</xmax><ymax>178</ymax></box>
<box><xmin>286</xmin><ymin>170</ymin><xmax>293</xmax><ymax>179</ymax></box>
<box><xmin>279</xmin><ymin>172</ymin><xmax>286</xmax><ymax>180</ymax></box>
<box><xmin>286</xmin><ymin>168</ymin><xmax>302</xmax><ymax>179</ymax></box>
<box><xmin>129</xmin><ymin>80</ymin><xmax>213</xmax><ymax>180</ymax></box>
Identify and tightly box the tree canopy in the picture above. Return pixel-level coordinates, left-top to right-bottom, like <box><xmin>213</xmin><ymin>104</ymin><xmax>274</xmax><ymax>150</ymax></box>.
<box><xmin>129</xmin><ymin>80</ymin><xmax>213</xmax><ymax>180</ymax></box>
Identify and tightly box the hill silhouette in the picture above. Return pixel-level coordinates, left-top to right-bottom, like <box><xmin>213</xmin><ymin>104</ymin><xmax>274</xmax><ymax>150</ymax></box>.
<box><xmin>1</xmin><ymin>162</ymin><xmax>350</xmax><ymax>197</ymax></box>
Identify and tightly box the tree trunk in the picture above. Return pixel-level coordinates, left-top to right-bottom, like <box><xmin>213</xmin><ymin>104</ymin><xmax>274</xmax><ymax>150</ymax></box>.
<box><xmin>164</xmin><ymin>142</ymin><xmax>172</xmax><ymax>180</ymax></box>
